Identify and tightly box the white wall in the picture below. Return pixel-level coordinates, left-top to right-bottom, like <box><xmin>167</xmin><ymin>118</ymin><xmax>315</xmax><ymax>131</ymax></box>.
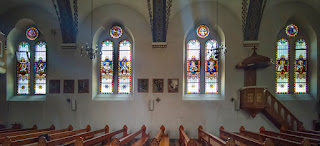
<box><xmin>0</xmin><ymin>1</ymin><xmax>319</xmax><ymax>139</ymax></box>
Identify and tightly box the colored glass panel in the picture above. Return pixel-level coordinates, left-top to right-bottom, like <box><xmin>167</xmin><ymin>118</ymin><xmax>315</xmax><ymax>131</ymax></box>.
<box><xmin>285</xmin><ymin>24</ymin><xmax>298</xmax><ymax>37</ymax></box>
<box><xmin>294</xmin><ymin>39</ymin><xmax>307</xmax><ymax>94</ymax></box>
<box><xmin>205</xmin><ymin>40</ymin><xmax>218</xmax><ymax>93</ymax></box>
<box><xmin>276</xmin><ymin>39</ymin><xmax>289</xmax><ymax>94</ymax></box>
<box><xmin>26</xmin><ymin>27</ymin><xmax>39</xmax><ymax>40</ymax></box>
<box><xmin>34</xmin><ymin>42</ymin><xmax>47</xmax><ymax>94</ymax></box>
<box><xmin>110</xmin><ymin>26</ymin><xmax>123</xmax><ymax>39</ymax></box>
<box><xmin>118</xmin><ymin>40</ymin><xmax>131</xmax><ymax>94</ymax></box>
<box><xmin>100</xmin><ymin>41</ymin><xmax>114</xmax><ymax>94</ymax></box>
<box><xmin>186</xmin><ymin>40</ymin><xmax>200</xmax><ymax>94</ymax></box>
<box><xmin>197</xmin><ymin>25</ymin><xmax>210</xmax><ymax>38</ymax></box>
<box><xmin>17</xmin><ymin>42</ymin><xmax>30</xmax><ymax>94</ymax></box>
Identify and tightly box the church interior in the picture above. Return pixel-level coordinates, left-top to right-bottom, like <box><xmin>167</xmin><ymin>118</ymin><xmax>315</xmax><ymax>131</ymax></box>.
<box><xmin>0</xmin><ymin>0</ymin><xmax>319</xmax><ymax>145</ymax></box>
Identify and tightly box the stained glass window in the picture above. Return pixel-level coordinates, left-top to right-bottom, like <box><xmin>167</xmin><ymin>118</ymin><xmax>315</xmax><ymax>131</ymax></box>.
<box><xmin>110</xmin><ymin>26</ymin><xmax>123</xmax><ymax>39</ymax></box>
<box><xmin>34</xmin><ymin>42</ymin><xmax>46</xmax><ymax>94</ymax></box>
<box><xmin>286</xmin><ymin>24</ymin><xmax>298</xmax><ymax>37</ymax></box>
<box><xmin>205</xmin><ymin>40</ymin><xmax>218</xmax><ymax>93</ymax></box>
<box><xmin>26</xmin><ymin>27</ymin><xmax>39</xmax><ymax>40</ymax></box>
<box><xmin>186</xmin><ymin>40</ymin><xmax>200</xmax><ymax>94</ymax></box>
<box><xmin>276</xmin><ymin>39</ymin><xmax>289</xmax><ymax>94</ymax></box>
<box><xmin>17</xmin><ymin>42</ymin><xmax>30</xmax><ymax>95</ymax></box>
<box><xmin>197</xmin><ymin>25</ymin><xmax>210</xmax><ymax>38</ymax></box>
<box><xmin>294</xmin><ymin>39</ymin><xmax>307</xmax><ymax>94</ymax></box>
<box><xmin>100</xmin><ymin>40</ymin><xmax>114</xmax><ymax>94</ymax></box>
<box><xmin>118</xmin><ymin>40</ymin><xmax>131</xmax><ymax>94</ymax></box>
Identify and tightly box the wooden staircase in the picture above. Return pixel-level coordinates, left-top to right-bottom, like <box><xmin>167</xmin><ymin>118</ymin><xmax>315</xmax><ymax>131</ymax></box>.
<box><xmin>262</xmin><ymin>90</ymin><xmax>304</xmax><ymax>131</ymax></box>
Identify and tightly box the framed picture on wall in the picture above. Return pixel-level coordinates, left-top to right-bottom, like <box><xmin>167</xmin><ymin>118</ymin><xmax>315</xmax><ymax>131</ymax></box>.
<box><xmin>137</xmin><ymin>79</ymin><xmax>148</xmax><ymax>93</ymax></box>
<box><xmin>64</xmin><ymin>80</ymin><xmax>74</xmax><ymax>93</ymax></box>
<box><xmin>168</xmin><ymin>79</ymin><xmax>179</xmax><ymax>93</ymax></box>
<box><xmin>49</xmin><ymin>80</ymin><xmax>60</xmax><ymax>93</ymax></box>
<box><xmin>78</xmin><ymin>79</ymin><xmax>89</xmax><ymax>93</ymax></box>
<box><xmin>153</xmin><ymin>79</ymin><xmax>164</xmax><ymax>93</ymax></box>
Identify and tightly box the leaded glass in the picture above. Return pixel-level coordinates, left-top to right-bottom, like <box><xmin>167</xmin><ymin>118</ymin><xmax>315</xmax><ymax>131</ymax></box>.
<box><xmin>285</xmin><ymin>24</ymin><xmax>298</xmax><ymax>37</ymax></box>
<box><xmin>26</xmin><ymin>27</ymin><xmax>39</xmax><ymax>40</ymax></box>
<box><xmin>205</xmin><ymin>40</ymin><xmax>218</xmax><ymax>93</ymax></box>
<box><xmin>17</xmin><ymin>42</ymin><xmax>30</xmax><ymax>94</ymax></box>
<box><xmin>101</xmin><ymin>41</ymin><xmax>114</xmax><ymax>94</ymax></box>
<box><xmin>118</xmin><ymin>40</ymin><xmax>131</xmax><ymax>94</ymax></box>
<box><xmin>197</xmin><ymin>25</ymin><xmax>210</xmax><ymax>38</ymax></box>
<box><xmin>294</xmin><ymin>39</ymin><xmax>307</xmax><ymax>94</ymax></box>
<box><xmin>110</xmin><ymin>26</ymin><xmax>123</xmax><ymax>39</ymax></box>
<box><xmin>186</xmin><ymin>40</ymin><xmax>200</xmax><ymax>94</ymax></box>
<box><xmin>34</xmin><ymin>42</ymin><xmax>46</xmax><ymax>94</ymax></box>
<box><xmin>276</xmin><ymin>39</ymin><xmax>289</xmax><ymax>94</ymax></box>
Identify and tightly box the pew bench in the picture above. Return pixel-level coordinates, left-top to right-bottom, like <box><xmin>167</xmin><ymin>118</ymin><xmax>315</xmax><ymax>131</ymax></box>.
<box><xmin>179</xmin><ymin>125</ymin><xmax>198</xmax><ymax>146</ymax></box>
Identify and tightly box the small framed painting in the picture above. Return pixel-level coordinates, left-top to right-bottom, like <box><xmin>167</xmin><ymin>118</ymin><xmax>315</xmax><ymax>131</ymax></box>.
<box><xmin>64</xmin><ymin>80</ymin><xmax>74</xmax><ymax>93</ymax></box>
<box><xmin>49</xmin><ymin>80</ymin><xmax>60</xmax><ymax>93</ymax></box>
<box><xmin>153</xmin><ymin>79</ymin><xmax>164</xmax><ymax>93</ymax></box>
<box><xmin>78</xmin><ymin>79</ymin><xmax>89</xmax><ymax>93</ymax></box>
<box><xmin>168</xmin><ymin>79</ymin><xmax>179</xmax><ymax>93</ymax></box>
<box><xmin>137</xmin><ymin>79</ymin><xmax>148</xmax><ymax>93</ymax></box>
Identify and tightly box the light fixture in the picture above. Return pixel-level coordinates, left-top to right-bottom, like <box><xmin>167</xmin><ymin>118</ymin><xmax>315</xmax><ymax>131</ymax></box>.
<box><xmin>80</xmin><ymin>0</ymin><xmax>98</xmax><ymax>60</ymax></box>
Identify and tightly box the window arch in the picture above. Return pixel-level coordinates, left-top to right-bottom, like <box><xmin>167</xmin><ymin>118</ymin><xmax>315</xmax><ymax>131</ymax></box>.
<box><xmin>16</xmin><ymin>28</ymin><xmax>47</xmax><ymax>95</ymax></box>
<box><xmin>99</xmin><ymin>26</ymin><xmax>132</xmax><ymax>95</ymax></box>
<box><xmin>276</xmin><ymin>24</ymin><xmax>308</xmax><ymax>94</ymax></box>
<box><xmin>185</xmin><ymin>24</ymin><xmax>220</xmax><ymax>94</ymax></box>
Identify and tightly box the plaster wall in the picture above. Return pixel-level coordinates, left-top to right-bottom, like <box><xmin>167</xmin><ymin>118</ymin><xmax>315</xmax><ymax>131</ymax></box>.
<box><xmin>0</xmin><ymin>1</ymin><xmax>318</xmax><ymax>139</ymax></box>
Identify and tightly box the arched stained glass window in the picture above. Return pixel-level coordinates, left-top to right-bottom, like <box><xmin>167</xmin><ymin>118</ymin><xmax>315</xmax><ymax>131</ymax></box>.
<box><xmin>100</xmin><ymin>40</ymin><xmax>114</xmax><ymax>94</ymax></box>
<box><xmin>186</xmin><ymin>39</ymin><xmax>200</xmax><ymax>94</ymax></box>
<box><xmin>34</xmin><ymin>42</ymin><xmax>47</xmax><ymax>94</ymax></box>
<box><xmin>276</xmin><ymin>39</ymin><xmax>289</xmax><ymax>94</ymax></box>
<box><xmin>205</xmin><ymin>40</ymin><xmax>218</xmax><ymax>93</ymax></box>
<box><xmin>118</xmin><ymin>40</ymin><xmax>131</xmax><ymax>94</ymax></box>
<box><xmin>294</xmin><ymin>39</ymin><xmax>307</xmax><ymax>94</ymax></box>
<box><xmin>17</xmin><ymin>42</ymin><xmax>30</xmax><ymax>94</ymax></box>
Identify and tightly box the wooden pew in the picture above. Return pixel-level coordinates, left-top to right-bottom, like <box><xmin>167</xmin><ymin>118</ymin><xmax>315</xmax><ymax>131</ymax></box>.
<box><xmin>150</xmin><ymin>125</ymin><xmax>169</xmax><ymax>146</ymax></box>
<box><xmin>301</xmin><ymin>130</ymin><xmax>320</xmax><ymax>135</ymax></box>
<box><xmin>260</xmin><ymin>126</ymin><xmax>320</xmax><ymax>145</ymax></box>
<box><xmin>38</xmin><ymin>125</ymin><xmax>109</xmax><ymax>146</ymax></box>
<box><xmin>0</xmin><ymin>124</ymin><xmax>21</xmax><ymax>132</ymax></box>
<box><xmin>198</xmin><ymin>126</ymin><xmax>235</xmax><ymax>146</ymax></box>
<box><xmin>239</xmin><ymin>126</ymin><xmax>310</xmax><ymax>146</ymax></box>
<box><xmin>179</xmin><ymin>125</ymin><xmax>198</xmax><ymax>146</ymax></box>
<box><xmin>2</xmin><ymin>125</ymin><xmax>91</xmax><ymax>146</ymax></box>
<box><xmin>220</xmin><ymin>126</ymin><xmax>274</xmax><ymax>146</ymax></box>
<box><xmin>109</xmin><ymin>125</ymin><xmax>150</xmax><ymax>146</ymax></box>
<box><xmin>0</xmin><ymin>125</ymin><xmax>37</xmax><ymax>134</ymax></box>
<box><xmin>0</xmin><ymin>125</ymin><xmax>54</xmax><ymax>144</ymax></box>
<box><xmin>74</xmin><ymin>125</ymin><xmax>128</xmax><ymax>146</ymax></box>
<box><xmin>281</xmin><ymin>128</ymin><xmax>320</xmax><ymax>140</ymax></box>
<box><xmin>2</xmin><ymin>125</ymin><xmax>73</xmax><ymax>146</ymax></box>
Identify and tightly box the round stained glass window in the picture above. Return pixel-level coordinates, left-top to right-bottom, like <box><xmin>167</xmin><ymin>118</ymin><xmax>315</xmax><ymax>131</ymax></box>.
<box><xmin>285</xmin><ymin>24</ymin><xmax>298</xmax><ymax>37</ymax></box>
<box><xmin>110</xmin><ymin>26</ymin><xmax>123</xmax><ymax>39</ymax></box>
<box><xmin>26</xmin><ymin>27</ymin><xmax>39</xmax><ymax>40</ymax></box>
<box><xmin>197</xmin><ymin>25</ymin><xmax>210</xmax><ymax>38</ymax></box>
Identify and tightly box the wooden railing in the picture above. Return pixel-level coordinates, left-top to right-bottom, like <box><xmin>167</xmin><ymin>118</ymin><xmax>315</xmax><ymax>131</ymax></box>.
<box><xmin>198</xmin><ymin>126</ymin><xmax>235</xmax><ymax>146</ymax></box>
<box><xmin>220</xmin><ymin>126</ymin><xmax>274</xmax><ymax>146</ymax></box>
<box><xmin>179</xmin><ymin>125</ymin><xmax>198</xmax><ymax>146</ymax></box>
<box><xmin>263</xmin><ymin>90</ymin><xmax>304</xmax><ymax>131</ymax></box>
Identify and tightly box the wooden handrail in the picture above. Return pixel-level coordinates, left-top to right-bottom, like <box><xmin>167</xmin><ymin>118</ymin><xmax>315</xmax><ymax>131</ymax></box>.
<box><xmin>260</xmin><ymin>126</ymin><xmax>320</xmax><ymax>145</ymax></box>
<box><xmin>74</xmin><ymin>125</ymin><xmax>127</xmax><ymax>146</ymax></box>
<box><xmin>198</xmin><ymin>125</ymin><xmax>232</xmax><ymax>146</ymax></box>
<box><xmin>39</xmin><ymin>125</ymin><xmax>109</xmax><ymax>146</ymax></box>
<box><xmin>239</xmin><ymin>126</ymin><xmax>308</xmax><ymax>146</ymax></box>
<box><xmin>281</xmin><ymin>130</ymin><xmax>320</xmax><ymax>139</ymax></box>
<box><xmin>220</xmin><ymin>126</ymin><xmax>273</xmax><ymax>146</ymax></box>
<box><xmin>265</xmin><ymin>90</ymin><xmax>304</xmax><ymax>131</ymax></box>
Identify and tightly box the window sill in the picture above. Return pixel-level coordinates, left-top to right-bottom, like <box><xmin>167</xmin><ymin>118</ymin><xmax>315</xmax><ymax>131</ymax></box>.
<box><xmin>276</xmin><ymin>94</ymin><xmax>314</xmax><ymax>100</ymax></box>
<box><xmin>93</xmin><ymin>94</ymin><xmax>134</xmax><ymax>101</ymax></box>
<box><xmin>183</xmin><ymin>94</ymin><xmax>224</xmax><ymax>101</ymax></box>
<box><xmin>7</xmin><ymin>95</ymin><xmax>46</xmax><ymax>101</ymax></box>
